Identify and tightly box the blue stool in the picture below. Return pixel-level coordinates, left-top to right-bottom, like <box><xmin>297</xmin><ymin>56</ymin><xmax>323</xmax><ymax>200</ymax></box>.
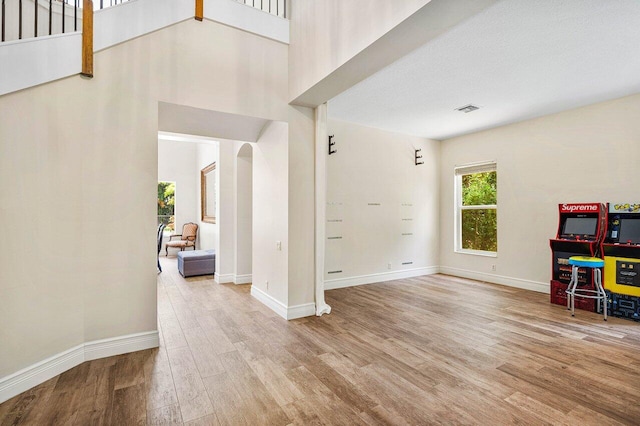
<box><xmin>566</xmin><ymin>256</ymin><xmax>606</xmax><ymax>320</ymax></box>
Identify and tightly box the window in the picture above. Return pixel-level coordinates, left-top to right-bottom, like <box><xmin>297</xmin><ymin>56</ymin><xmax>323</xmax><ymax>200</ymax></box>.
<box><xmin>455</xmin><ymin>162</ymin><xmax>497</xmax><ymax>255</ymax></box>
<box><xmin>158</xmin><ymin>181</ymin><xmax>175</xmax><ymax>233</ymax></box>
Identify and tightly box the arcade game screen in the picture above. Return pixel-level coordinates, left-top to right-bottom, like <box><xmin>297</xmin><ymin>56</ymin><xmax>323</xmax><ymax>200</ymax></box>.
<box><xmin>619</xmin><ymin>219</ymin><xmax>640</xmax><ymax>244</ymax></box>
<box><xmin>562</xmin><ymin>217</ymin><xmax>597</xmax><ymax>237</ymax></box>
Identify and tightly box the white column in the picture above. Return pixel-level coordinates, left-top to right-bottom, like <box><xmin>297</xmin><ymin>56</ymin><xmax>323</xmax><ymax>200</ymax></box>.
<box><xmin>315</xmin><ymin>104</ymin><xmax>331</xmax><ymax>316</ymax></box>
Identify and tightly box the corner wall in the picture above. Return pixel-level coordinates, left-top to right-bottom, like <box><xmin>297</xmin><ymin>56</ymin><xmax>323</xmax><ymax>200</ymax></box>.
<box><xmin>252</xmin><ymin>121</ymin><xmax>290</xmax><ymax>307</ymax></box>
<box><xmin>0</xmin><ymin>17</ymin><xmax>288</xmax><ymax>399</ymax></box>
<box><xmin>287</xmin><ymin>105</ymin><xmax>316</xmax><ymax>312</ymax></box>
<box><xmin>325</xmin><ymin>119</ymin><xmax>440</xmax><ymax>289</ymax></box>
<box><xmin>439</xmin><ymin>93</ymin><xmax>640</xmax><ymax>292</ymax></box>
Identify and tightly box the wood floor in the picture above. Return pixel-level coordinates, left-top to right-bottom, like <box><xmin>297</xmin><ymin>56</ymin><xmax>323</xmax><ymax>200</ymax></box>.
<box><xmin>2</xmin><ymin>259</ymin><xmax>640</xmax><ymax>425</ymax></box>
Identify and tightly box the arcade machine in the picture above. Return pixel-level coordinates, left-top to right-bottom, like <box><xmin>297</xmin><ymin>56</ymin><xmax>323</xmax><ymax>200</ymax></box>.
<box><xmin>602</xmin><ymin>203</ymin><xmax>640</xmax><ymax>321</ymax></box>
<box><xmin>549</xmin><ymin>203</ymin><xmax>607</xmax><ymax>311</ymax></box>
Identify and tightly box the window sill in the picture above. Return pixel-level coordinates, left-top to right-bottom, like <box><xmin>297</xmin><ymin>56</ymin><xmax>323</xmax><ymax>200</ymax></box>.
<box><xmin>455</xmin><ymin>249</ymin><xmax>497</xmax><ymax>258</ymax></box>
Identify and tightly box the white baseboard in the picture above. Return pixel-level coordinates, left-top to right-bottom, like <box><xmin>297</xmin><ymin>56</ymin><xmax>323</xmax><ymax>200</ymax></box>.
<box><xmin>0</xmin><ymin>330</ymin><xmax>159</xmax><ymax>404</ymax></box>
<box><xmin>215</xmin><ymin>272</ymin><xmax>234</xmax><ymax>284</ymax></box>
<box><xmin>0</xmin><ymin>344</ymin><xmax>85</xmax><ymax>405</ymax></box>
<box><xmin>439</xmin><ymin>266</ymin><xmax>550</xmax><ymax>294</ymax></box>
<box><xmin>251</xmin><ymin>286</ymin><xmax>287</xmax><ymax>319</ymax></box>
<box><xmin>287</xmin><ymin>303</ymin><xmax>317</xmax><ymax>320</ymax></box>
<box><xmin>233</xmin><ymin>274</ymin><xmax>252</xmax><ymax>285</ymax></box>
<box><xmin>325</xmin><ymin>266</ymin><xmax>439</xmax><ymax>290</ymax></box>
<box><xmin>84</xmin><ymin>331</ymin><xmax>160</xmax><ymax>361</ymax></box>
<box><xmin>250</xmin><ymin>286</ymin><xmax>316</xmax><ymax>320</ymax></box>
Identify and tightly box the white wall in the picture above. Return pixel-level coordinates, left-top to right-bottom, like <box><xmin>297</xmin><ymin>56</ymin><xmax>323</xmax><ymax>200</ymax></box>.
<box><xmin>325</xmin><ymin>119</ymin><xmax>440</xmax><ymax>288</ymax></box>
<box><xmin>158</xmin><ymin>139</ymin><xmax>199</xmax><ymax>245</ymax></box>
<box><xmin>439</xmin><ymin>93</ymin><xmax>640</xmax><ymax>292</ymax></box>
<box><xmin>235</xmin><ymin>143</ymin><xmax>253</xmax><ymax>282</ymax></box>
<box><xmin>287</xmin><ymin>106</ymin><xmax>316</xmax><ymax>307</ymax></box>
<box><xmin>0</xmin><ymin>31</ymin><xmax>83</xmax><ymax>100</ymax></box>
<box><xmin>252</xmin><ymin>121</ymin><xmax>289</xmax><ymax>304</ymax></box>
<box><xmin>214</xmin><ymin>141</ymin><xmax>236</xmax><ymax>282</ymax></box>
<box><xmin>0</xmin><ymin>16</ymin><xmax>288</xmax><ymax>391</ymax></box>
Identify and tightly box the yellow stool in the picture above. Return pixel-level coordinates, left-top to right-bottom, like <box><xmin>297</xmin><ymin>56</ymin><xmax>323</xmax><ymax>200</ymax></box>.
<box><xmin>566</xmin><ymin>256</ymin><xmax>606</xmax><ymax>320</ymax></box>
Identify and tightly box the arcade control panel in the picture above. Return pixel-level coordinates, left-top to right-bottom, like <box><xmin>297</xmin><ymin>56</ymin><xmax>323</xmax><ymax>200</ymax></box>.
<box><xmin>616</xmin><ymin>260</ymin><xmax>639</xmax><ymax>287</ymax></box>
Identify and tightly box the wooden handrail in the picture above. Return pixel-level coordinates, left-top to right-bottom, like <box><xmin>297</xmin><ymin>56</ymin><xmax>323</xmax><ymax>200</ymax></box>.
<box><xmin>195</xmin><ymin>0</ymin><xmax>203</xmax><ymax>21</ymax></box>
<box><xmin>81</xmin><ymin>0</ymin><xmax>93</xmax><ymax>77</ymax></box>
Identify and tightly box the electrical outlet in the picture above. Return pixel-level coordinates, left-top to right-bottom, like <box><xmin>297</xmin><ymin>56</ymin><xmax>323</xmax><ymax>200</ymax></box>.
<box><xmin>388</xmin><ymin>263</ymin><xmax>392</xmax><ymax>270</ymax></box>
<box><xmin>266</xmin><ymin>280</ymin><xmax>269</xmax><ymax>290</ymax></box>
<box><xmin>491</xmin><ymin>264</ymin><xmax>496</xmax><ymax>272</ymax></box>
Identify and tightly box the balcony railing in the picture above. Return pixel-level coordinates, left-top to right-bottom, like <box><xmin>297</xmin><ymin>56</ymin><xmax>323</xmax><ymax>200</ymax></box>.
<box><xmin>234</xmin><ymin>0</ymin><xmax>287</xmax><ymax>19</ymax></box>
<box><xmin>96</xmin><ymin>0</ymin><xmax>128</xmax><ymax>8</ymax></box>
<box><xmin>0</xmin><ymin>0</ymin><xmax>132</xmax><ymax>42</ymax></box>
<box><xmin>1</xmin><ymin>0</ymin><xmax>287</xmax><ymax>43</ymax></box>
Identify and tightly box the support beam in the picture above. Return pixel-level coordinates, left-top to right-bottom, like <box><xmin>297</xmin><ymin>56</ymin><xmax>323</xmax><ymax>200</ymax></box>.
<box><xmin>290</xmin><ymin>0</ymin><xmax>500</xmax><ymax>107</ymax></box>
<box><xmin>314</xmin><ymin>103</ymin><xmax>331</xmax><ymax>317</ymax></box>
<box><xmin>195</xmin><ymin>0</ymin><xmax>203</xmax><ymax>21</ymax></box>
<box><xmin>81</xmin><ymin>0</ymin><xmax>93</xmax><ymax>78</ymax></box>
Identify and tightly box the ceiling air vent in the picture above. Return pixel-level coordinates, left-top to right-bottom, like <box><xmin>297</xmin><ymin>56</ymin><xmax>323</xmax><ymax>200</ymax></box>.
<box><xmin>455</xmin><ymin>104</ymin><xmax>480</xmax><ymax>113</ymax></box>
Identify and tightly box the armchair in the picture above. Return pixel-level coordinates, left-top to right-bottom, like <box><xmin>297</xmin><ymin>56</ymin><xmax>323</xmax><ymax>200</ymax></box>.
<box><xmin>165</xmin><ymin>222</ymin><xmax>198</xmax><ymax>256</ymax></box>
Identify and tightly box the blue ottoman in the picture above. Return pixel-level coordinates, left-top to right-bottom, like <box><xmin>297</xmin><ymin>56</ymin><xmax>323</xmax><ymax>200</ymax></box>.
<box><xmin>177</xmin><ymin>249</ymin><xmax>215</xmax><ymax>277</ymax></box>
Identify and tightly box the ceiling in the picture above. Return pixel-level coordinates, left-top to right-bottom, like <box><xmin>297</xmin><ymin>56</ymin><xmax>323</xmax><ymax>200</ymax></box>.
<box><xmin>328</xmin><ymin>0</ymin><xmax>640</xmax><ymax>140</ymax></box>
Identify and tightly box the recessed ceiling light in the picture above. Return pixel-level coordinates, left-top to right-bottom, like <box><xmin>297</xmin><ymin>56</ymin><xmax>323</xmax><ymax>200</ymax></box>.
<box><xmin>455</xmin><ymin>104</ymin><xmax>480</xmax><ymax>113</ymax></box>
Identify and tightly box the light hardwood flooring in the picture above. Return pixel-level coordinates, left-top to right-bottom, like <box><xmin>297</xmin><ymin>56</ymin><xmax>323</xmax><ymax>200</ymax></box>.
<box><xmin>2</xmin><ymin>257</ymin><xmax>640</xmax><ymax>425</ymax></box>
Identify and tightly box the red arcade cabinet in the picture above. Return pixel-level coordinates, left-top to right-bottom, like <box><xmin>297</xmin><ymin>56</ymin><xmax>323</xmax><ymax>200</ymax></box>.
<box><xmin>549</xmin><ymin>203</ymin><xmax>607</xmax><ymax>311</ymax></box>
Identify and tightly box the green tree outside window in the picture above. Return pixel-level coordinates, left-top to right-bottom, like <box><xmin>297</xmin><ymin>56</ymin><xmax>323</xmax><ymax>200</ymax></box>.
<box><xmin>460</xmin><ymin>170</ymin><xmax>497</xmax><ymax>252</ymax></box>
<box><xmin>158</xmin><ymin>182</ymin><xmax>175</xmax><ymax>232</ymax></box>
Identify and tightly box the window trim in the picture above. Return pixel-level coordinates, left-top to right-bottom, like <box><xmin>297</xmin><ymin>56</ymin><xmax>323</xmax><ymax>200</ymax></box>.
<box><xmin>454</xmin><ymin>161</ymin><xmax>497</xmax><ymax>256</ymax></box>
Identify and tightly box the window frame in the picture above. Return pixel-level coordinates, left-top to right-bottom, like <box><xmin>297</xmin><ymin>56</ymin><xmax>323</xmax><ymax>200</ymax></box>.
<box><xmin>454</xmin><ymin>161</ymin><xmax>497</xmax><ymax>257</ymax></box>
